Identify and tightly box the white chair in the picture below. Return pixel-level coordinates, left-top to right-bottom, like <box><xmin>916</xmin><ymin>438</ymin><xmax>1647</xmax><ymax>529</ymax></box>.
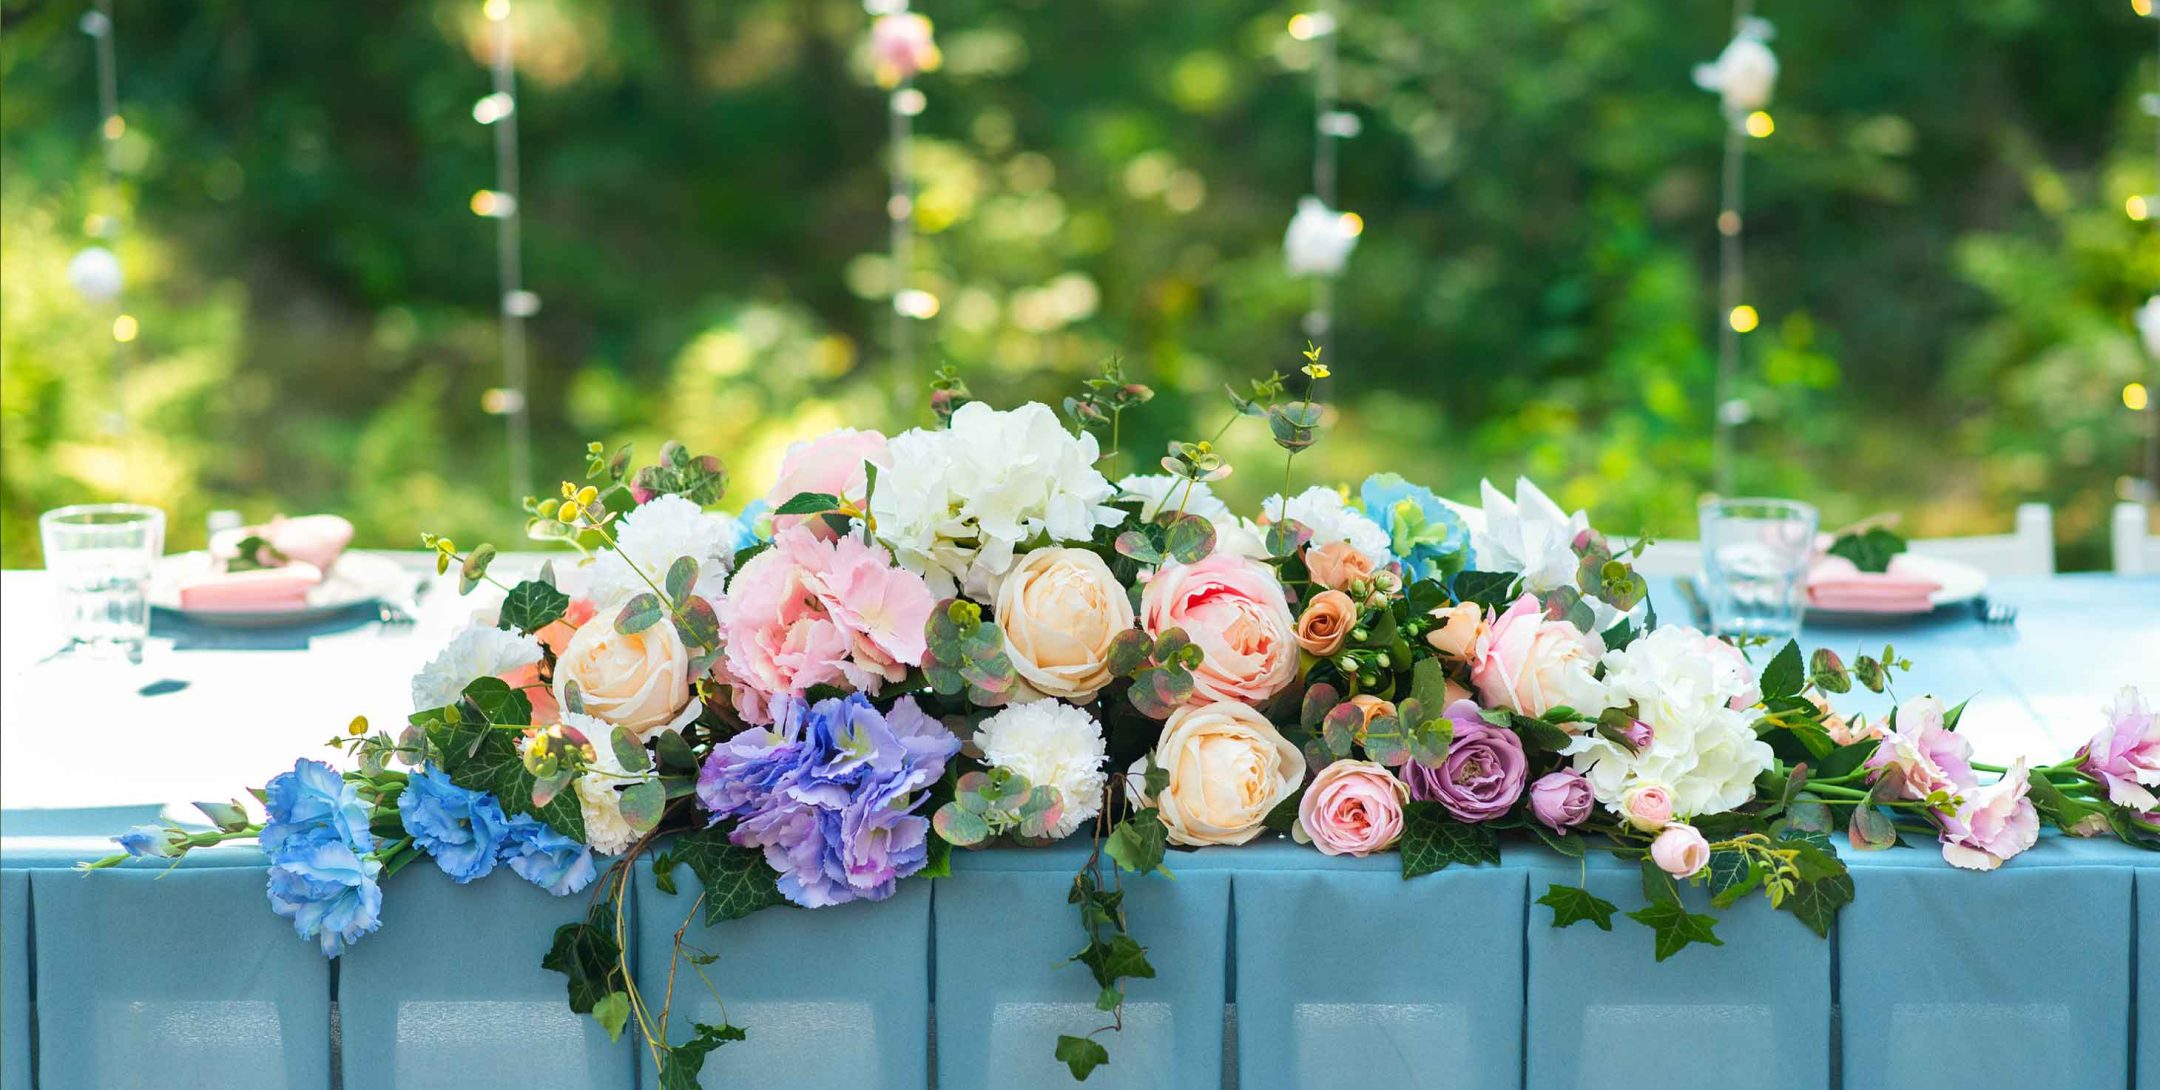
<box><xmin>1620</xmin><ymin>502</ymin><xmax>2057</xmax><ymax>579</ymax></box>
<box><xmin>2114</xmin><ymin>502</ymin><xmax>2160</xmax><ymax>575</ymax></box>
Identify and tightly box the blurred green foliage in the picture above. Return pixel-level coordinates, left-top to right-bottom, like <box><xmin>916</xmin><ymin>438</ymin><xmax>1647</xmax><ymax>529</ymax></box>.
<box><xmin>2</xmin><ymin>0</ymin><xmax>2155</xmax><ymax>567</ymax></box>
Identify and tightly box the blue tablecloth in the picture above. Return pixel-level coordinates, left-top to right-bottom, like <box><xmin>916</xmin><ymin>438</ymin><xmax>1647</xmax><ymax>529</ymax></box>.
<box><xmin>3</xmin><ymin>570</ymin><xmax>2155</xmax><ymax>1088</ymax></box>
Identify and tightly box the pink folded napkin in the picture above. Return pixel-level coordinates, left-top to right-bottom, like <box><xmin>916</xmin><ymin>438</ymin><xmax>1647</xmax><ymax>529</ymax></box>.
<box><xmin>178</xmin><ymin>562</ymin><xmax>324</xmax><ymax>612</ymax></box>
<box><xmin>256</xmin><ymin>514</ymin><xmax>354</xmax><ymax>574</ymax></box>
<box><xmin>1806</xmin><ymin>555</ymin><xmax>1942</xmax><ymax>613</ymax></box>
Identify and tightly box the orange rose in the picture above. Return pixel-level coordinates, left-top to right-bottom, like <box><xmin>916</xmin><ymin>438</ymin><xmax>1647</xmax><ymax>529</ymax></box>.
<box><xmin>1348</xmin><ymin>693</ymin><xmax>1396</xmax><ymax>730</ymax></box>
<box><xmin>1425</xmin><ymin>601</ymin><xmax>1486</xmax><ymax>660</ymax></box>
<box><xmin>1305</xmin><ymin>540</ymin><xmax>1376</xmax><ymax>591</ymax></box>
<box><xmin>1294</xmin><ymin>589</ymin><xmax>1357</xmax><ymax>656</ymax></box>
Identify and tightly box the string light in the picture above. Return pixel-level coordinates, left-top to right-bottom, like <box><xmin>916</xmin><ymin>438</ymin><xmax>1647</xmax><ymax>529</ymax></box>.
<box><xmin>2137</xmin><ymin>0</ymin><xmax>2154</xmax><ymax>17</ymax></box>
<box><xmin>894</xmin><ymin>289</ymin><xmax>941</xmax><ymax>319</ymax></box>
<box><xmin>2127</xmin><ymin>382</ymin><xmax>2151</xmax><ymax>412</ymax></box>
<box><xmin>868</xmin><ymin>3</ymin><xmax>941</xmax><ymax>409</ymax></box>
<box><xmin>1744</xmin><ymin>110</ymin><xmax>1774</xmax><ymax>138</ymax></box>
<box><xmin>1338</xmin><ymin>211</ymin><xmax>1364</xmax><ymax>237</ymax></box>
<box><xmin>2129</xmin><ymin>194</ymin><xmax>2151</xmax><ymax>221</ymax></box>
<box><xmin>476</xmin><ymin>0</ymin><xmax>532</xmax><ymax>501</ymax></box>
<box><xmin>472</xmin><ymin>92</ymin><xmax>515</xmax><ymax>124</ymax></box>
<box><xmin>1287</xmin><ymin>12</ymin><xmax>1337</xmax><ymax>41</ymax></box>
<box><xmin>1698</xmin><ymin>5</ymin><xmax>1778</xmax><ymax>495</ymax></box>
<box><xmin>483</xmin><ymin>0</ymin><xmax>510</xmax><ymax>21</ymax></box>
<box><xmin>112</xmin><ymin>314</ymin><xmax>139</xmax><ymax>342</ymax></box>
<box><xmin>469</xmin><ymin>189</ymin><xmax>516</xmax><ymax>217</ymax></box>
<box><xmin>1729</xmin><ymin>305</ymin><xmax>1760</xmax><ymax>333</ymax></box>
<box><xmin>1282</xmin><ymin>1</ymin><xmax>1354</xmax><ymax>349</ymax></box>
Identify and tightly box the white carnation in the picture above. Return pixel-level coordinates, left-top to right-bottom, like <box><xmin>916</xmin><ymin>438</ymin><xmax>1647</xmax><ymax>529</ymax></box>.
<box><xmin>871</xmin><ymin>402</ymin><xmax>1125</xmax><ymax>600</ymax></box>
<box><xmin>412</xmin><ymin>625</ymin><xmax>542</xmax><ymax>712</ymax></box>
<box><xmin>589</xmin><ymin>494</ymin><xmax>735</xmax><ymax>609</ymax></box>
<box><xmin>562</xmin><ymin>711</ymin><xmax>651</xmax><ymax>855</ymax></box>
<box><xmin>974</xmin><ymin>701</ymin><xmax>1108</xmax><ymax>839</ymax></box>
<box><xmin>1565</xmin><ymin>626</ymin><xmax>1775</xmax><ymax>819</ymax></box>
<box><xmin>1263</xmin><ymin>486</ymin><xmax>1390</xmax><ymax>566</ymax></box>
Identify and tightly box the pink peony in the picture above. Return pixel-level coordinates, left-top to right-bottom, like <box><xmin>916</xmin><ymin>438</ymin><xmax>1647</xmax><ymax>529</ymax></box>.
<box><xmin>2077</xmin><ymin>686</ymin><xmax>2159</xmax><ymax>810</ymax></box>
<box><xmin>765</xmin><ymin>428</ymin><xmax>891</xmax><ymax>540</ymax></box>
<box><xmin>718</xmin><ymin>525</ymin><xmax>933</xmax><ymax>724</ymax></box>
<box><xmin>1938</xmin><ymin>762</ymin><xmax>2039</xmax><ymax>871</ymax></box>
<box><xmin>1470</xmin><ymin>594</ymin><xmax>1606</xmax><ymax>719</ymax></box>
<box><xmin>1295</xmin><ymin>760</ymin><xmax>1411</xmax><ymax>857</ymax></box>
<box><xmin>1138</xmin><ymin>552</ymin><xmax>1298</xmax><ymax>707</ymax></box>
<box><xmin>1651</xmin><ymin>824</ymin><xmax>1711</xmax><ymax>878</ymax></box>
<box><xmin>1864</xmin><ymin>696</ymin><xmax>1976</xmax><ymax>801</ymax></box>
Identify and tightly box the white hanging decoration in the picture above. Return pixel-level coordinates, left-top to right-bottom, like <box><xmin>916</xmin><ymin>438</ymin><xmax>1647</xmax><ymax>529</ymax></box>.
<box><xmin>1283</xmin><ymin>196</ymin><xmax>1360</xmax><ymax>278</ymax></box>
<box><xmin>67</xmin><ymin>246</ymin><xmax>125</xmax><ymax>303</ymax></box>
<box><xmin>2136</xmin><ymin>295</ymin><xmax>2160</xmax><ymax>361</ymax></box>
<box><xmin>1693</xmin><ymin>17</ymin><xmax>1778</xmax><ymax>116</ymax></box>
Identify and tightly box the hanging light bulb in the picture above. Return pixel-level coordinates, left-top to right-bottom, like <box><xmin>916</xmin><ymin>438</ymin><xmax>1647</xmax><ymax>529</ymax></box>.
<box><xmin>1729</xmin><ymin>305</ymin><xmax>1760</xmax><ymax>333</ymax></box>
<box><xmin>472</xmin><ymin>92</ymin><xmax>515</xmax><ymax>124</ymax></box>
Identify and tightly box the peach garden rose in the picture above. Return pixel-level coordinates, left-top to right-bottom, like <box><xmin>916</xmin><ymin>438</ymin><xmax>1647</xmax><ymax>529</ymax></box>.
<box><xmin>995</xmin><ymin>547</ymin><xmax>1132</xmax><ymax>702</ymax></box>
<box><xmin>1131</xmin><ymin>701</ymin><xmax>1307</xmax><ymax>847</ymax></box>
<box><xmin>553</xmin><ymin>614</ymin><xmax>697</xmax><ymax>741</ymax></box>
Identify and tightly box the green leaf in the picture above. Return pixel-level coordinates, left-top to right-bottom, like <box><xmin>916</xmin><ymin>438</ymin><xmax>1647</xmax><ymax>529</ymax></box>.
<box><xmin>460</xmin><ymin>676</ymin><xmax>533</xmax><ymax>726</ymax></box>
<box><xmin>1451</xmin><ymin>570</ymin><xmax>1518</xmax><ymax>612</ymax></box>
<box><xmin>774</xmin><ymin>491</ymin><xmax>842</xmax><ymax>516</ymax></box>
<box><xmin>610</xmin><ymin>727</ymin><xmax>651</xmax><ymax>774</ymax></box>
<box><xmin>1759</xmin><ymin>640</ymin><xmax>1804</xmax><ymax>702</ymax></box>
<box><xmin>1162</xmin><ymin>513</ymin><xmax>1217</xmax><ymax>563</ymax></box>
<box><xmin>1529</xmin><ymin>823</ymin><xmax>1584</xmax><ymax>858</ymax></box>
<box><xmin>653</xmin><ymin>729</ymin><xmax>699</xmax><ymax>775</ymax></box>
<box><xmin>1055</xmin><ymin>1035</ymin><xmax>1111</xmax><ymax>1081</ymax></box>
<box><xmin>1104</xmin><ymin>809</ymin><xmax>1170</xmax><ymax>876</ymax></box>
<box><xmin>1075</xmin><ymin>933</ymin><xmax>1156</xmax><ymax>986</ymax></box>
<box><xmin>1536</xmin><ymin>883</ymin><xmax>1617</xmax><ymax>930</ymax></box>
<box><xmin>429</xmin><ymin>680</ymin><xmax>582</xmax><ymax>840</ymax></box>
<box><xmin>1847</xmin><ymin>804</ymin><xmax>1897</xmax><ymax>851</ymax></box>
<box><xmin>459</xmin><ymin>543</ymin><xmax>497</xmax><ymax>595</ymax></box>
<box><xmin>498</xmin><ymin>579</ymin><xmax>571</xmax><ymax>635</ymax></box>
<box><xmin>659</xmin><ymin>1022</ymin><xmax>748</xmax><ymax>1090</ymax></box>
<box><xmin>664</xmin><ymin>555</ymin><xmax>699</xmax><ymax>603</ymax></box>
<box><xmin>1626</xmin><ymin>901</ymin><xmax>1725</xmax><ymax>961</ymax></box>
<box><xmin>661</xmin><ymin>828</ymin><xmax>790</xmax><ymax>925</ymax></box>
<box><xmin>540</xmin><ymin>905</ymin><xmax>623</xmax><ymax>1014</ymax></box>
<box><xmin>1827</xmin><ymin>526</ymin><xmax>1906</xmax><ymax>573</ymax></box>
<box><xmin>1783</xmin><ymin>870</ymin><xmax>1855</xmax><ymax>938</ymax></box>
<box><xmin>592</xmin><ymin>991</ymin><xmax>630</xmax><ymax>1043</ymax></box>
<box><xmin>1399</xmin><ymin>802</ymin><xmax>1501</xmax><ymax>878</ymax></box>
<box><xmin>1639</xmin><ymin>860</ymin><xmax>1681</xmax><ymax>907</ymax></box>
<box><xmin>674</xmin><ymin>595</ymin><xmax>720</xmax><ymax>650</ymax></box>
<box><xmin>1706</xmin><ymin>849</ymin><xmax>1760</xmax><ymax>908</ymax></box>
<box><xmin>618</xmin><ymin>779</ymin><xmax>666</xmax><ymax>834</ymax></box>
<box><xmin>617</xmin><ymin>593</ymin><xmax>665</xmax><ymax>635</ymax></box>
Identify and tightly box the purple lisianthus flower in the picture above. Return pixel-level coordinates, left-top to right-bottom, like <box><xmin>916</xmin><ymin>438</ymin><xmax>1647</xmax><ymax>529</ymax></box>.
<box><xmin>1404</xmin><ymin>699</ymin><xmax>1527</xmax><ymax>822</ymax></box>
<box><xmin>499</xmin><ymin>814</ymin><xmax>598</xmax><ymax>896</ymax></box>
<box><xmin>1528</xmin><ymin>770</ymin><xmax>1593</xmax><ymax>833</ymax></box>
<box><xmin>114</xmin><ymin>823</ymin><xmax>179</xmax><ymax>859</ymax></box>
<box><xmin>2077</xmin><ymin>686</ymin><xmax>2159</xmax><ymax>811</ymax></box>
<box><xmin>265</xmin><ymin>824</ymin><xmax>383</xmax><ymax>956</ymax></box>
<box><xmin>397</xmin><ymin>764</ymin><xmax>512</xmax><ymax>884</ymax></box>
<box><xmin>261</xmin><ymin>758</ymin><xmax>373</xmax><ymax>858</ymax></box>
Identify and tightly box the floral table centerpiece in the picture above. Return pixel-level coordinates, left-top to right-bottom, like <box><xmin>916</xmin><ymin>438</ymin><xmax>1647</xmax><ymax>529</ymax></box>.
<box><xmin>95</xmin><ymin>349</ymin><xmax>2160</xmax><ymax>1086</ymax></box>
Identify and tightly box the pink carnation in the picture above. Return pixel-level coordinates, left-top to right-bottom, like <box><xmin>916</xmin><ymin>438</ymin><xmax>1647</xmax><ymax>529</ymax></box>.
<box><xmin>765</xmin><ymin>428</ymin><xmax>890</xmax><ymax>540</ymax></box>
<box><xmin>718</xmin><ymin>525</ymin><xmax>933</xmax><ymax>724</ymax></box>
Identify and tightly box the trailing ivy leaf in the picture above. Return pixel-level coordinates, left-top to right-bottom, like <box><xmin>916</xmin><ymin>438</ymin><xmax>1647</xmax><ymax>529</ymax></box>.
<box><xmin>1758</xmin><ymin>640</ymin><xmax>1805</xmax><ymax>702</ymax></box>
<box><xmin>659</xmin><ymin>1022</ymin><xmax>748</xmax><ymax>1090</ymax></box>
<box><xmin>460</xmin><ymin>676</ymin><xmax>534</xmax><ymax>727</ymax></box>
<box><xmin>1783</xmin><ymin>869</ymin><xmax>1855</xmax><ymax>938</ymax></box>
<box><xmin>1780</xmin><ymin>833</ymin><xmax>1845</xmax><ymax>881</ymax></box>
<box><xmin>459</xmin><ymin>544</ymin><xmax>497</xmax><ymax>595</ymax></box>
<box><xmin>498</xmin><ymin>579</ymin><xmax>571</xmax><ymax>635</ymax></box>
<box><xmin>1627</xmin><ymin>901</ymin><xmax>1725</xmax><ymax>961</ymax></box>
<box><xmin>1105</xmin><ymin>809</ymin><xmax>1170</xmax><ymax>876</ymax></box>
<box><xmin>591</xmin><ymin>991</ymin><xmax>630</xmax><ymax>1043</ymax></box>
<box><xmin>1400</xmin><ymin>802</ymin><xmax>1501</xmax><ymax>878</ymax></box>
<box><xmin>1639</xmin><ymin>860</ymin><xmax>1681</xmax><ymax>908</ymax></box>
<box><xmin>773</xmin><ymin>491</ymin><xmax>841</xmax><ymax>516</ymax></box>
<box><xmin>540</xmin><ymin>904</ymin><xmax>623</xmax><ymax>1013</ymax></box>
<box><xmin>1706</xmin><ymin>849</ymin><xmax>1759</xmax><ymax>908</ymax></box>
<box><xmin>1536</xmin><ymin>883</ymin><xmax>1617</xmax><ymax>931</ymax></box>
<box><xmin>1529</xmin><ymin>823</ymin><xmax>1585</xmax><ymax>858</ymax></box>
<box><xmin>662</xmin><ymin>828</ymin><xmax>789</xmax><ymax>925</ymax></box>
<box><xmin>1055</xmin><ymin>1035</ymin><xmax>1111</xmax><ymax>1081</ymax></box>
<box><xmin>617</xmin><ymin>593</ymin><xmax>665</xmax><ymax>635</ymax></box>
<box><xmin>1075</xmin><ymin>933</ymin><xmax>1156</xmax><ymax>986</ymax></box>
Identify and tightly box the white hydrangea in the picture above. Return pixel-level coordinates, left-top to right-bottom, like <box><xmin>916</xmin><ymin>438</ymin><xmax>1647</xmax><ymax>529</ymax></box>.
<box><xmin>871</xmin><ymin>402</ymin><xmax>1126</xmax><ymax>599</ymax></box>
<box><xmin>562</xmin><ymin>711</ymin><xmax>651</xmax><ymax>856</ymax></box>
<box><xmin>1115</xmin><ymin>474</ymin><xmax>1233</xmax><ymax>524</ymax></box>
<box><xmin>974</xmin><ymin>700</ymin><xmax>1108</xmax><ymax>839</ymax></box>
<box><xmin>1564</xmin><ymin>625</ymin><xmax>1774</xmax><ymax>818</ymax></box>
<box><xmin>589</xmin><ymin>494</ymin><xmax>736</xmax><ymax>610</ymax></box>
<box><xmin>411</xmin><ymin>625</ymin><xmax>542</xmax><ymax>712</ymax></box>
<box><xmin>1263</xmin><ymin>486</ymin><xmax>1390</xmax><ymax>566</ymax></box>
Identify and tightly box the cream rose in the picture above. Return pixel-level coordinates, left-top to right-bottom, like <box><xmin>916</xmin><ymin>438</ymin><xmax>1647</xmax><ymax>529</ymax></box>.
<box><xmin>1131</xmin><ymin>701</ymin><xmax>1307</xmax><ymax>846</ymax></box>
<box><xmin>995</xmin><ymin>547</ymin><xmax>1133</xmax><ymax>702</ymax></box>
<box><xmin>554</xmin><ymin>616</ymin><xmax>697</xmax><ymax>741</ymax></box>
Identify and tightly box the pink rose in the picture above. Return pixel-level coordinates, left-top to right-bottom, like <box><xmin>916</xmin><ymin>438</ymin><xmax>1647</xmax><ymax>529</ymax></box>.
<box><xmin>718</xmin><ymin>525</ymin><xmax>933</xmax><ymax>723</ymax></box>
<box><xmin>1295</xmin><ymin>759</ymin><xmax>1411</xmax><ymax>857</ymax></box>
<box><xmin>1529</xmin><ymin>770</ymin><xmax>1593</xmax><ymax>833</ymax></box>
<box><xmin>1622</xmin><ymin>783</ymin><xmax>1673</xmax><ymax>831</ymax></box>
<box><xmin>1470</xmin><ymin>594</ymin><xmax>1606</xmax><ymax>718</ymax></box>
<box><xmin>1139</xmin><ymin>553</ymin><xmax>1298</xmax><ymax>707</ymax></box>
<box><xmin>1864</xmin><ymin>695</ymin><xmax>1976</xmax><ymax>801</ymax></box>
<box><xmin>2076</xmin><ymin>686</ymin><xmax>2159</xmax><ymax>811</ymax></box>
<box><xmin>765</xmin><ymin>428</ymin><xmax>890</xmax><ymax>539</ymax></box>
<box><xmin>1651</xmin><ymin>824</ymin><xmax>1710</xmax><ymax>878</ymax></box>
<box><xmin>1939</xmin><ymin>763</ymin><xmax>2040</xmax><ymax>871</ymax></box>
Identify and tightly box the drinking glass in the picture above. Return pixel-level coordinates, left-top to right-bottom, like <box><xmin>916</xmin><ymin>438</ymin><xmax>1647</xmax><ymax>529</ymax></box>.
<box><xmin>39</xmin><ymin>503</ymin><xmax>165</xmax><ymax>662</ymax></box>
<box><xmin>1698</xmin><ymin>497</ymin><xmax>1817</xmax><ymax>641</ymax></box>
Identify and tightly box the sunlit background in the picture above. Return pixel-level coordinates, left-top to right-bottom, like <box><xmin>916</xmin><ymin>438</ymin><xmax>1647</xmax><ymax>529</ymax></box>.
<box><xmin>3</xmin><ymin>0</ymin><xmax>2156</xmax><ymax>567</ymax></box>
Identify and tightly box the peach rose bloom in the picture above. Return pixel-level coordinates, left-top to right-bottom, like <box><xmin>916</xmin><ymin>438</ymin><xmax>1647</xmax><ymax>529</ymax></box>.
<box><xmin>1424</xmin><ymin>601</ymin><xmax>1486</xmax><ymax>660</ymax></box>
<box><xmin>995</xmin><ymin>547</ymin><xmax>1133</xmax><ymax>702</ymax></box>
<box><xmin>1139</xmin><ymin>553</ymin><xmax>1298</xmax><ymax>706</ymax></box>
<box><xmin>1471</xmin><ymin>594</ymin><xmax>1605</xmax><ymax>718</ymax></box>
<box><xmin>1348</xmin><ymin>694</ymin><xmax>1396</xmax><ymax>731</ymax></box>
<box><xmin>554</xmin><ymin>616</ymin><xmax>696</xmax><ymax>741</ymax></box>
<box><xmin>1133</xmin><ymin>701</ymin><xmax>1307</xmax><ymax>846</ymax></box>
<box><xmin>1623</xmin><ymin>783</ymin><xmax>1675</xmax><ymax>831</ymax></box>
<box><xmin>1294</xmin><ymin>589</ymin><xmax>1357</xmax><ymax>656</ymax></box>
<box><xmin>1305</xmin><ymin>540</ymin><xmax>1376</xmax><ymax>591</ymax></box>
<box><xmin>1294</xmin><ymin>759</ymin><xmax>1411</xmax><ymax>856</ymax></box>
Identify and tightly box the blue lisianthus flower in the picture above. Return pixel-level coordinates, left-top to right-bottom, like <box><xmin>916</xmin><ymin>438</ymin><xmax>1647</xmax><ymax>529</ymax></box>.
<box><xmin>723</xmin><ymin>500</ymin><xmax>772</xmax><ymax>555</ymax></box>
<box><xmin>265</xmin><ymin>825</ymin><xmax>383</xmax><ymax>956</ymax></box>
<box><xmin>261</xmin><ymin>758</ymin><xmax>374</xmax><ymax>857</ymax></box>
<box><xmin>114</xmin><ymin>824</ymin><xmax>178</xmax><ymax>859</ymax></box>
<box><xmin>397</xmin><ymin>765</ymin><xmax>512</xmax><ymax>884</ymax></box>
<box><xmin>1359</xmin><ymin>473</ymin><xmax>1476</xmax><ymax>584</ymax></box>
<box><xmin>499</xmin><ymin>814</ymin><xmax>599</xmax><ymax>896</ymax></box>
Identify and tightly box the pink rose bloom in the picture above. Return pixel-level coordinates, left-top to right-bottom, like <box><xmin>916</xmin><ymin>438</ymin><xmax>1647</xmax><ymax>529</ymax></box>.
<box><xmin>1863</xmin><ymin>695</ymin><xmax>1976</xmax><ymax>801</ymax></box>
<box><xmin>1651</xmin><ymin>824</ymin><xmax>1711</xmax><ymax>878</ymax></box>
<box><xmin>1938</xmin><ymin>762</ymin><xmax>2039</xmax><ymax>871</ymax></box>
<box><xmin>719</xmin><ymin>525</ymin><xmax>933</xmax><ymax>723</ymax></box>
<box><xmin>765</xmin><ymin>428</ymin><xmax>890</xmax><ymax>539</ymax></box>
<box><xmin>1139</xmin><ymin>553</ymin><xmax>1298</xmax><ymax>707</ymax></box>
<box><xmin>1622</xmin><ymin>783</ymin><xmax>1674</xmax><ymax>831</ymax></box>
<box><xmin>1529</xmin><ymin>770</ymin><xmax>1593</xmax><ymax>832</ymax></box>
<box><xmin>2076</xmin><ymin>686</ymin><xmax>2159</xmax><ymax>810</ymax></box>
<box><xmin>1294</xmin><ymin>759</ymin><xmax>1411</xmax><ymax>857</ymax></box>
<box><xmin>1470</xmin><ymin>594</ymin><xmax>1605</xmax><ymax>719</ymax></box>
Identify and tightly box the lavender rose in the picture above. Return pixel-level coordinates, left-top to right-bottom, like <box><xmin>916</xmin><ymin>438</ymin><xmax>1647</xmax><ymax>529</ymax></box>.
<box><xmin>1528</xmin><ymin>770</ymin><xmax>1593</xmax><ymax>832</ymax></box>
<box><xmin>1404</xmin><ymin>700</ymin><xmax>1526</xmax><ymax>822</ymax></box>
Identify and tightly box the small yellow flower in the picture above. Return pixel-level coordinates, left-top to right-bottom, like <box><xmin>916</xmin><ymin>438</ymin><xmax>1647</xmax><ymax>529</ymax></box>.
<box><xmin>436</xmin><ymin>538</ymin><xmax>456</xmax><ymax>555</ymax></box>
<box><xmin>1301</xmin><ymin>362</ymin><xmax>1331</xmax><ymax>380</ymax></box>
<box><xmin>560</xmin><ymin>481</ymin><xmax>577</xmax><ymax>500</ymax></box>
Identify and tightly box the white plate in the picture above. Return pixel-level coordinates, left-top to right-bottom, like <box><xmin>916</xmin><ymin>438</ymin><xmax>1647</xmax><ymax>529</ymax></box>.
<box><xmin>1805</xmin><ymin>552</ymin><xmax>1988</xmax><ymax>624</ymax></box>
<box><xmin>150</xmin><ymin>550</ymin><xmax>417</xmax><ymax>628</ymax></box>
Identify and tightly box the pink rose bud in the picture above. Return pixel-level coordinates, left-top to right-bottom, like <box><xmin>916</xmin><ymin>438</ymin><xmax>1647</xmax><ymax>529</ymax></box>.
<box><xmin>1621</xmin><ymin>719</ymin><xmax>1654</xmax><ymax>751</ymax></box>
<box><xmin>1651</xmin><ymin>824</ymin><xmax>1710</xmax><ymax>879</ymax></box>
<box><xmin>1528</xmin><ymin>770</ymin><xmax>1592</xmax><ymax>833</ymax></box>
<box><xmin>1622</xmin><ymin>783</ymin><xmax>1674</xmax><ymax>832</ymax></box>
